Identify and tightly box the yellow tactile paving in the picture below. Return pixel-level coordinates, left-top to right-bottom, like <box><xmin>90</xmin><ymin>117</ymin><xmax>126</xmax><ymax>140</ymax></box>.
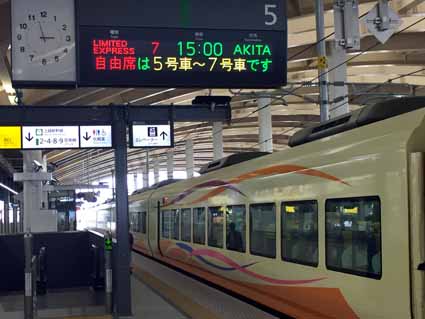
<box><xmin>133</xmin><ymin>264</ymin><xmax>220</xmax><ymax>319</ymax></box>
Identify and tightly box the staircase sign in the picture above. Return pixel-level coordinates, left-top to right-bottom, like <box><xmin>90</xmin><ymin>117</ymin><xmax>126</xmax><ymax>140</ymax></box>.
<box><xmin>361</xmin><ymin>4</ymin><xmax>402</xmax><ymax>44</ymax></box>
<box><xmin>131</xmin><ymin>123</ymin><xmax>173</xmax><ymax>148</ymax></box>
<box><xmin>80</xmin><ymin>125</ymin><xmax>112</xmax><ymax>148</ymax></box>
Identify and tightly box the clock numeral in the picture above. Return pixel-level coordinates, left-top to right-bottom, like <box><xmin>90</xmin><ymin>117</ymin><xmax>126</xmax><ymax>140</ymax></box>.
<box><xmin>62</xmin><ymin>24</ymin><xmax>67</xmax><ymax>31</ymax></box>
<box><xmin>55</xmin><ymin>56</ymin><xmax>59</xmax><ymax>62</ymax></box>
<box><xmin>29</xmin><ymin>54</ymin><xmax>34</xmax><ymax>62</ymax></box>
<box><xmin>19</xmin><ymin>23</ymin><xmax>27</xmax><ymax>30</ymax></box>
<box><xmin>64</xmin><ymin>48</ymin><xmax>69</xmax><ymax>54</ymax></box>
<box><xmin>66</xmin><ymin>35</ymin><xmax>71</xmax><ymax>42</ymax></box>
<box><xmin>54</xmin><ymin>16</ymin><xmax>57</xmax><ymax>22</ymax></box>
<box><xmin>20</xmin><ymin>47</ymin><xmax>25</xmax><ymax>53</ymax></box>
<box><xmin>40</xmin><ymin>11</ymin><xmax>47</xmax><ymax>18</ymax></box>
<box><xmin>28</xmin><ymin>15</ymin><xmax>36</xmax><ymax>21</ymax></box>
<box><xmin>17</xmin><ymin>34</ymin><xmax>22</xmax><ymax>41</ymax></box>
<box><xmin>42</xmin><ymin>58</ymin><xmax>47</xmax><ymax>65</ymax></box>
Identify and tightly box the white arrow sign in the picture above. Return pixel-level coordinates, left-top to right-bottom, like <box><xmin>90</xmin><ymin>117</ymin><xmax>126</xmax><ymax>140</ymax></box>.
<box><xmin>22</xmin><ymin>126</ymin><xmax>79</xmax><ymax>149</ymax></box>
<box><xmin>131</xmin><ymin>124</ymin><xmax>172</xmax><ymax>148</ymax></box>
<box><xmin>361</xmin><ymin>4</ymin><xmax>402</xmax><ymax>44</ymax></box>
<box><xmin>80</xmin><ymin>125</ymin><xmax>112</xmax><ymax>148</ymax></box>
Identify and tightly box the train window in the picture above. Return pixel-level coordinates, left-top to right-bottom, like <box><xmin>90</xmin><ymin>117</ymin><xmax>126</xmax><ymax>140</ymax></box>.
<box><xmin>181</xmin><ymin>208</ymin><xmax>191</xmax><ymax>242</ymax></box>
<box><xmin>326</xmin><ymin>197</ymin><xmax>381</xmax><ymax>279</ymax></box>
<box><xmin>171</xmin><ymin>209</ymin><xmax>180</xmax><ymax>240</ymax></box>
<box><xmin>250</xmin><ymin>203</ymin><xmax>276</xmax><ymax>258</ymax></box>
<box><xmin>161</xmin><ymin>210</ymin><xmax>172</xmax><ymax>239</ymax></box>
<box><xmin>226</xmin><ymin>205</ymin><xmax>246</xmax><ymax>253</ymax></box>
<box><xmin>139</xmin><ymin>212</ymin><xmax>147</xmax><ymax>234</ymax></box>
<box><xmin>282</xmin><ymin>201</ymin><xmax>318</xmax><ymax>267</ymax></box>
<box><xmin>130</xmin><ymin>212</ymin><xmax>139</xmax><ymax>232</ymax></box>
<box><xmin>193</xmin><ymin>207</ymin><xmax>206</xmax><ymax>244</ymax></box>
<box><xmin>208</xmin><ymin>207</ymin><xmax>224</xmax><ymax>248</ymax></box>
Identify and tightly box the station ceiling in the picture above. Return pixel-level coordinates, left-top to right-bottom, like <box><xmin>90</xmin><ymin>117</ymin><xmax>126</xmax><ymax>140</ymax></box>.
<box><xmin>0</xmin><ymin>0</ymin><xmax>425</xmax><ymax>184</ymax></box>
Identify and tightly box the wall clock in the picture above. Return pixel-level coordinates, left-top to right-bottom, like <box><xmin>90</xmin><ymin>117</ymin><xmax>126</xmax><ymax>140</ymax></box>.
<box><xmin>11</xmin><ymin>0</ymin><xmax>76</xmax><ymax>87</ymax></box>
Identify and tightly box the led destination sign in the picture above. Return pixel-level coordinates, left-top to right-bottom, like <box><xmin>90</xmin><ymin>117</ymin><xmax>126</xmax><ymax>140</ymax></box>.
<box><xmin>78</xmin><ymin>27</ymin><xmax>286</xmax><ymax>88</ymax></box>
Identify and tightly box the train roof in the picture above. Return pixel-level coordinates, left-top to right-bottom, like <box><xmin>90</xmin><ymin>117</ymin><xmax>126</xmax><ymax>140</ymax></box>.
<box><xmin>131</xmin><ymin>179</ymin><xmax>183</xmax><ymax>195</ymax></box>
<box><xmin>289</xmin><ymin>96</ymin><xmax>425</xmax><ymax>147</ymax></box>
<box><xmin>199</xmin><ymin>152</ymin><xmax>269</xmax><ymax>175</ymax></box>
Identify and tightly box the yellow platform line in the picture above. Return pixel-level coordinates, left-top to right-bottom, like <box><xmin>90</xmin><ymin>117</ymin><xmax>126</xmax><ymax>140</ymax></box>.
<box><xmin>133</xmin><ymin>265</ymin><xmax>221</xmax><ymax>319</ymax></box>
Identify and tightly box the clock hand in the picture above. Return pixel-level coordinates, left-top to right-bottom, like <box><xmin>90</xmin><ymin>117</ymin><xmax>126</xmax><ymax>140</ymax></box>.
<box><xmin>38</xmin><ymin>22</ymin><xmax>47</xmax><ymax>43</ymax></box>
<box><xmin>40</xmin><ymin>36</ymin><xmax>55</xmax><ymax>40</ymax></box>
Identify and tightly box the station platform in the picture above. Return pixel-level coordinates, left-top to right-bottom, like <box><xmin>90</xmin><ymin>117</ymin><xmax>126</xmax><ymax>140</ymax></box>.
<box><xmin>132</xmin><ymin>252</ymin><xmax>278</xmax><ymax>319</ymax></box>
<box><xmin>0</xmin><ymin>268</ymin><xmax>187</xmax><ymax>319</ymax></box>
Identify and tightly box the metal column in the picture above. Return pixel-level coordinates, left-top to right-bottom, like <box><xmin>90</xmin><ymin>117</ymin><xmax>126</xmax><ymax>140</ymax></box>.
<box><xmin>133</xmin><ymin>173</ymin><xmax>138</xmax><ymax>192</ymax></box>
<box><xmin>328</xmin><ymin>42</ymin><xmax>349</xmax><ymax>118</ymax></box>
<box><xmin>4</xmin><ymin>193</ymin><xmax>9</xmax><ymax>234</ymax></box>
<box><xmin>24</xmin><ymin>233</ymin><xmax>33</xmax><ymax>319</ymax></box>
<box><xmin>167</xmin><ymin>151</ymin><xmax>174</xmax><ymax>180</ymax></box>
<box><xmin>258</xmin><ymin>98</ymin><xmax>273</xmax><ymax>153</ymax></box>
<box><xmin>12</xmin><ymin>204</ymin><xmax>17</xmax><ymax>233</ymax></box>
<box><xmin>22</xmin><ymin>151</ymin><xmax>43</xmax><ymax>233</ymax></box>
<box><xmin>186</xmin><ymin>139</ymin><xmax>194</xmax><ymax>178</ymax></box>
<box><xmin>153</xmin><ymin>157</ymin><xmax>160</xmax><ymax>184</ymax></box>
<box><xmin>112</xmin><ymin>107</ymin><xmax>132</xmax><ymax>317</ymax></box>
<box><xmin>212</xmin><ymin>122</ymin><xmax>224</xmax><ymax>160</ymax></box>
<box><xmin>143</xmin><ymin>152</ymin><xmax>149</xmax><ymax>188</ymax></box>
<box><xmin>315</xmin><ymin>0</ymin><xmax>330</xmax><ymax>122</ymax></box>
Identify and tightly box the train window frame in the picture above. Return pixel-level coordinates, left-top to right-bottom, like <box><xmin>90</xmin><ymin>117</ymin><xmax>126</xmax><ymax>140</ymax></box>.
<box><xmin>193</xmin><ymin>207</ymin><xmax>206</xmax><ymax>245</ymax></box>
<box><xmin>249</xmin><ymin>203</ymin><xmax>277</xmax><ymax>259</ymax></box>
<box><xmin>140</xmin><ymin>211</ymin><xmax>147</xmax><ymax>234</ymax></box>
<box><xmin>161</xmin><ymin>210</ymin><xmax>172</xmax><ymax>239</ymax></box>
<box><xmin>181</xmin><ymin>208</ymin><xmax>192</xmax><ymax>242</ymax></box>
<box><xmin>325</xmin><ymin>196</ymin><xmax>382</xmax><ymax>280</ymax></box>
<box><xmin>226</xmin><ymin>205</ymin><xmax>246</xmax><ymax>253</ymax></box>
<box><xmin>171</xmin><ymin>209</ymin><xmax>180</xmax><ymax>240</ymax></box>
<box><xmin>281</xmin><ymin>200</ymin><xmax>319</xmax><ymax>267</ymax></box>
<box><xmin>207</xmin><ymin>206</ymin><xmax>224</xmax><ymax>248</ymax></box>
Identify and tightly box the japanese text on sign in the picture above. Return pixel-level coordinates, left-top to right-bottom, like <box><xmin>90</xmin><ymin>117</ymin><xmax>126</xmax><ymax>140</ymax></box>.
<box><xmin>22</xmin><ymin>126</ymin><xmax>79</xmax><ymax>149</ymax></box>
<box><xmin>78</xmin><ymin>27</ymin><xmax>286</xmax><ymax>88</ymax></box>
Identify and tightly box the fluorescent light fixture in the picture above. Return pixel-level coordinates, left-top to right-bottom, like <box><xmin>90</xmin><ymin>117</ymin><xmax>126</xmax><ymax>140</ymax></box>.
<box><xmin>0</xmin><ymin>183</ymin><xmax>18</xmax><ymax>195</ymax></box>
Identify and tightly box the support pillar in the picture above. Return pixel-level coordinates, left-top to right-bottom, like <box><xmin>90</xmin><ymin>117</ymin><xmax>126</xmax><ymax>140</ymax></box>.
<box><xmin>328</xmin><ymin>41</ymin><xmax>349</xmax><ymax>118</ymax></box>
<box><xmin>212</xmin><ymin>122</ymin><xmax>224</xmax><ymax>160</ymax></box>
<box><xmin>143</xmin><ymin>152</ymin><xmax>149</xmax><ymax>188</ymax></box>
<box><xmin>133</xmin><ymin>173</ymin><xmax>138</xmax><ymax>192</ymax></box>
<box><xmin>19</xmin><ymin>203</ymin><xmax>24</xmax><ymax>233</ymax></box>
<box><xmin>4</xmin><ymin>193</ymin><xmax>9</xmax><ymax>234</ymax></box>
<box><xmin>142</xmin><ymin>166</ymin><xmax>149</xmax><ymax>189</ymax></box>
<box><xmin>12</xmin><ymin>204</ymin><xmax>17</xmax><ymax>233</ymax></box>
<box><xmin>23</xmin><ymin>151</ymin><xmax>43</xmax><ymax>233</ymax></box>
<box><xmin>153</xmin><ymin>157</ymin><xmax>160</xmax><ymax>184</ymax></box>
<box><xmin>112</xmin><ymin>107</ymin><xmax>132</xmax><ymax>316</ymax></box>
<box><xmin>315</xmin><ymin>0</ymin><xmax>330</xmax><ymax>122</ymax></box>
<box><xmin>258</xmin><ymin>98</ymin><xmax>273</xmax><ymax>153</ymax></box>
<box><xmin>167</xmin><ymin>151</ymin><xmax>174</xmax><ymax>180</ymax></box>
<box><xmin>186</xmin><ymin>139</ymin><xmax>194</xmax><ymax>178</ymax></box>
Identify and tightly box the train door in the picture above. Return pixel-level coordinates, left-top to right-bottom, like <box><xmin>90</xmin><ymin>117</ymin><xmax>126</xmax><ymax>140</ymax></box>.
<box><xmin>409</xmin><ymin>152</ymin><xmax>425</xmax><ymax>319</ymax></box>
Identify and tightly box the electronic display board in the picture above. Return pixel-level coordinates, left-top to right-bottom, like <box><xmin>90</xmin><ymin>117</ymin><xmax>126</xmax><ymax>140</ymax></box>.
<box><xmin>78</xmin><ymin>27</ymin><xmax>286</xmax><ymax>88</ymax></box>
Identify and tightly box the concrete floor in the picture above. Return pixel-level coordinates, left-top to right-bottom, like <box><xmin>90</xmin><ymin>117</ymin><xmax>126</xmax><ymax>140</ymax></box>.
<box><xmin>0</xmin><ymin>275</ymin><xmax>187</xmax><ymax>319</ymax></box>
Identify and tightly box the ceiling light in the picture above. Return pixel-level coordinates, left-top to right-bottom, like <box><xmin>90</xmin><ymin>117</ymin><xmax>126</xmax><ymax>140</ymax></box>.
<box><xmin>0</xmin><ymin>183</ymin><xmax>18</xmax><ymax>195</ymax></box>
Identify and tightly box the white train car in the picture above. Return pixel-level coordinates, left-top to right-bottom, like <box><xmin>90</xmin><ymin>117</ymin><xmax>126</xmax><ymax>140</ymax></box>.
<box><xmin>103</xmin><ymin>97</ymin><xmax>425</xmax><ymax>318</ymax></box>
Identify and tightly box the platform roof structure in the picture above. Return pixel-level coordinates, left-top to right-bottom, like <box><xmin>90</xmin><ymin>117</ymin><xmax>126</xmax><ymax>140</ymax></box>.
<box><xmin>0</xmin><ymin>0</ymin><xmax>425</xmax><ymax>183</ymax></box>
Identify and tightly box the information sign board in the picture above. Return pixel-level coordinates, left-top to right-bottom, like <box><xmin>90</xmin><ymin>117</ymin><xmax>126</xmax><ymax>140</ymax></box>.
<box><xmin>131</xmin><ymin>124</ymin><xmax>173</xmax><ymax>148</ymax></box>
<box><xmin>0</xmin><ymin>127</ymin><xmax>22</xmax><ymax>149</ymax></box>
<box><xmin>80</xmin><ymin>125</ymin><xmax>112</xmax><ymax>148</ymax></box>
<box><xmin>78</xmin><ymin>27</ymin><xmax>286</xmax><ymax>88</ymax></box>
<box><xmin>22</xmin><ymin>126</ymin><xmax>79</xmax><ymax>149</ymax></box>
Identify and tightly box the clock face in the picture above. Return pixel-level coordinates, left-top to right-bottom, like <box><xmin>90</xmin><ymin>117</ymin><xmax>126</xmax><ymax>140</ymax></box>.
<box><xmin>11</xmin><ymin>0</ymin><xmax>76</xmax><ymax>85</ymax></box>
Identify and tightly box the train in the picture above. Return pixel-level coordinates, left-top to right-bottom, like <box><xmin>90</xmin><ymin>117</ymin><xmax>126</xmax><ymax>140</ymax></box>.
<box><xmin>88</xmin><ymin>97</ymin><xmax>425</xmax><ymax>318</ymax></box>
